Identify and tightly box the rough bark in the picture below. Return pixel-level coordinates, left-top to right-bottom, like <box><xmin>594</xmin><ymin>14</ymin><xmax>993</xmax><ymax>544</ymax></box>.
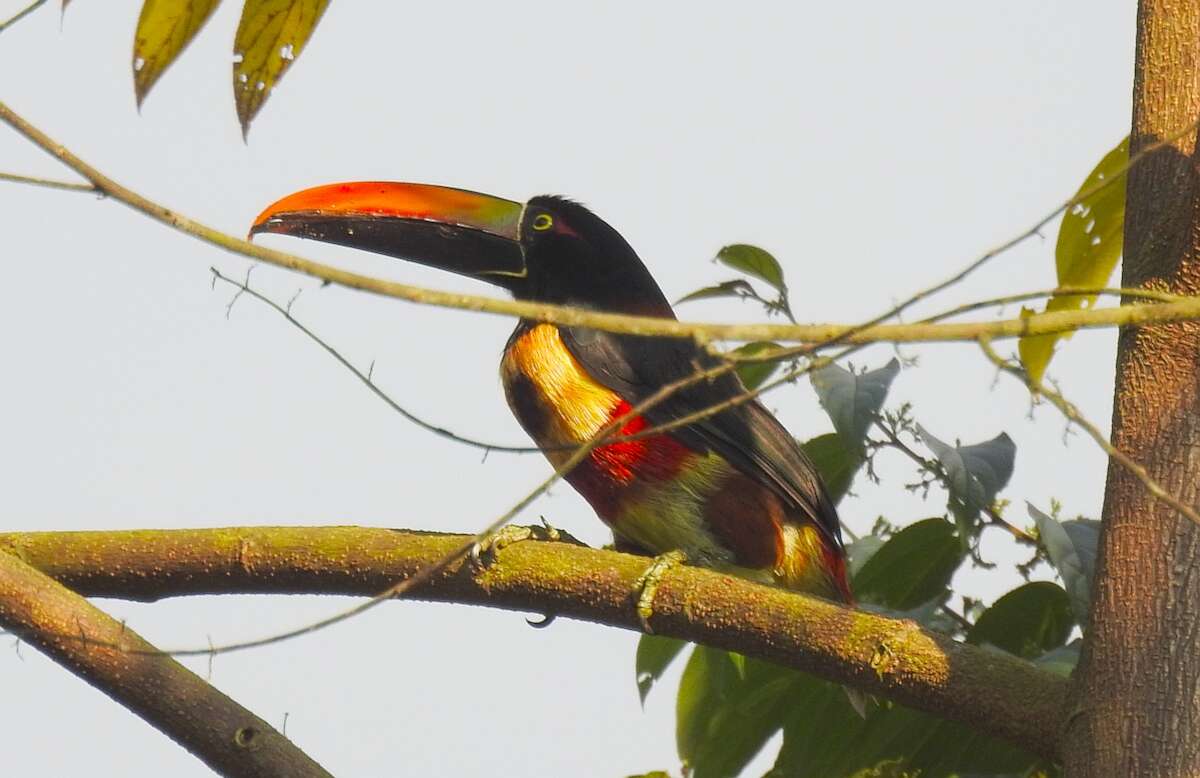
<box><xmin>0</xmin><ymin>526</ymin><xmax>1066</xmax><ymax>761</ymax></box>
<box><xmin>1063</xmin><ymin>4</ymin><xmax>1200</xmax><ymax>775</ymax></box>
<box><xmin>0</xmin><ymin>548</ymin><xmax>332</xmax><ymax>778</ymax></box>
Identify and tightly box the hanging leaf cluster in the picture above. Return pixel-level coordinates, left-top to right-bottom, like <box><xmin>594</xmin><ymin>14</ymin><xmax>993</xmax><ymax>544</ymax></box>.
<box><xmin>123</xmin><ymin>0</ymin><xmax>331</xmax><ymax>136</ymax></box>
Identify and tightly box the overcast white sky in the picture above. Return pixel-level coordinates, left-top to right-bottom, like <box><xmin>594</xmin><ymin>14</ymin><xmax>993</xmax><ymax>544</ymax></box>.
<box><xmin>1</xmin><ymin>3</ymin><xmax>1133</xmax><ymax>776</ymax></box>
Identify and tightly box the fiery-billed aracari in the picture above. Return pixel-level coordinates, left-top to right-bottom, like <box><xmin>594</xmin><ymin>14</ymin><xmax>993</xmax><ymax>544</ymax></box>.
<box><xmin>250</xmin><ymin>183</ymin><xmax>853</xmax><ymax>606</ymax></box>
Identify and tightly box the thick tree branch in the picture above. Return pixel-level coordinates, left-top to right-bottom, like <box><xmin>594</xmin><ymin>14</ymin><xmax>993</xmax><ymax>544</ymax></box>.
<box><xmin>2</xmin><ymin>100</ymin><xmax>1200</xmax><ymax>348</ymax></box>
<box><xmin>0</xmin><ymin>526</ymin><xmax>1067</xmax><ymax>761</ymax></box>
<box><xmin>0</xmin><ymin>549</ymin><xmax>332</xmax><ymax>778</ymax></box>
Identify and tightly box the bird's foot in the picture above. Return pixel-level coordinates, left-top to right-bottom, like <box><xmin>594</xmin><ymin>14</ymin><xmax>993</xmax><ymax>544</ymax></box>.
<box><xmin>632</xmin><ymin>550</ymin><xmax>688</xmax><ymax>633</ymax></box>
<box><xmin>469</xmin><ymin>516</ymin><xmax>582</xmax><ymax>569</ymax></box>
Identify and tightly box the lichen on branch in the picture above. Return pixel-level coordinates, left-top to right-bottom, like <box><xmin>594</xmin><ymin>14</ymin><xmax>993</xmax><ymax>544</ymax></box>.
<box><xmin>1</xmin><ymin>526</ymin><xmax>1067</xmax><ymax>761</ymax></box>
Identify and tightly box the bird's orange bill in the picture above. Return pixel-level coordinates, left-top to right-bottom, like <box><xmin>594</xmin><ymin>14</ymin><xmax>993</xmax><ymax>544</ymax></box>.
<box><xmin>249</xmin><ymin>181</ymin><xmax>527</xmax><ymax>281</ymax></box>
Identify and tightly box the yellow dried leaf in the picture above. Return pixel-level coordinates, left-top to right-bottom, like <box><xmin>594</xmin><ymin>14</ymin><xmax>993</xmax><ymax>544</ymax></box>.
<box><xmin>132</xmin><ymin>0</ymin><xmax>224</xmax><ymax>107</ymax></box>
<box><xmin>1018</xmin><ymin>137</ymin><xmax>1128</xmax><ymax>383</ymax></box>
<box><xmin>1017</xmin><ymin>307</ymin><xmax>1056</xmax><ymax>385</ymax></box>
<box><xmin>232</xmin><ymin>0</ymin><xmax>330</xmax><ymax>136</ymax></box>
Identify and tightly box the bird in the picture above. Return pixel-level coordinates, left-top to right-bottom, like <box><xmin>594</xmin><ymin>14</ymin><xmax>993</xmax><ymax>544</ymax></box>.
<box><xmin>249</xmin><ymin>182</ymin><xmax>854</xmax><ymax>609</ymax></box>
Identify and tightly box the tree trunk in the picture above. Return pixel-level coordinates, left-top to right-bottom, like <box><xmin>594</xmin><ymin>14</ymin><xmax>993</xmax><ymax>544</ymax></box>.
<box><xmin>1063</xmin><ymin>3</ymin><xmax>1200</xmax><ymax>775</ymax></box>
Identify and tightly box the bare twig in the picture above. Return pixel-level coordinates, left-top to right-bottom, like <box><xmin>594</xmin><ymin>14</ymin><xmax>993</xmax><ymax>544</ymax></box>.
<box><xmin>3</xmin><ymin>101</ymin><xmax>1200</xmax><ymax>347</ymax></box>
<box><xmin>0</xmin><ymin>0</ymin><xmax>47</xmax><ymax>33</ymax></box>
<box><xmin>871</xmin><ymin>415</ymin><xmax>1036</xmax><ymax>544</ymax></box>
<box><xmin>0</xmin><ymin>170</ymin><xmax>96</xmax><ymax>192</ymax></box>
<box><xmin>210</xmin><ymin>268</ymin><xmax>541</xmax><ymax>454</ymax></box>
<box><xmin>917</xmin><ymin>286</ymin><xmax>1184</xmax><ymax>324</ymax></box>
<box><xmin>978</xmin><ymin>336</ymin><xmax>1200</xmax><ymax>528</ymax></box>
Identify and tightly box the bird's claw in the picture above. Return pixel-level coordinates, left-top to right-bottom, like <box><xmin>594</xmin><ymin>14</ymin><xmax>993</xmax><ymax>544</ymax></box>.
<box><xmin>632</xmin><ymin>550</ymin><xmax>688</xmax><ymax>633</ymax></box>
<box><xmin>469</xmin><ymin>525</ymin><xmax>536</xmax><ymax>568</ymax></box>
<box><xmin>469</xmin><ymin>516</ymin><xmax>582</xmax><ymax>569</ymax></box>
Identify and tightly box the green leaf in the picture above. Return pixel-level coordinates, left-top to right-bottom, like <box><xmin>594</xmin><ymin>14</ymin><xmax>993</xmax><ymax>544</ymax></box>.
<box><xmin>1028</xmin><ymin>504</ymin><xmax>1099</xmax><ymax>627</ymax></box>
<box><xmin>800</xmin><ymin>433</ymin><xmax>864</xmax><ymax>505</ymax></box>
<box><xmin>676</xmin><ymin>649</ymin><xmax>793</xmax><ymax>778</ymax></box>
<box><xmin>636</xmin><ymin>634</ymin><xmax>688</xmax><ymax>706</ymax></box>
<box><xmin>1019</xmin><ymin>137</ymin><xmax>1128</xmax><ymax>383</ymax></box>
<box><xmin>132</xmin><ymin>0</ymin><xmax>224</xmax><ymax>107</ymax></box>
<box><xmin>769</xmin><ymin>677</ymin><xmax>880</xmax><ymax>778</ymax></box>
<box><xmin>917</xmin><ymin>426</ymin><xmax>1015</xmax><ymax>530</ymax></box>
<box><xmin>853</xmin><ymin>518</ymin><xmax>963</xmax><ymax>610</ymax></box>
<box><xmin>675</xmin><ymin>279</ymin><xmax>757</xmax><ymax>306</ymax></box>
<box><xmin>716</xmin><ymin>244</ymin><xmax>787</xmax><ymax>294</ymax></box>
<box><xmin>730</xmin><ymin>341</ymin><xmax>785</xmax><ymax>390</ymax></box>
<box><xmin>772</xmin><ymin>690</ymin><xmax>1044</xmax><ymax>778</ymax></box>
<box><xmin>676</xmin><ymin>646</ymin><xmax>736</xmax><ymax>764</ymax></box>
<box><xmin>968</xmin><ymin>582</ymin><xmax>1074</xmax><ymax>659</ymax></box>
<box><xmin>233</xmin><ymin>0</ymin><xmax>331</xmax><ymax>136</ymax></box>
<box><xmin>811</xmin><ymin>359</ymin><xmax>901</xmax><ymax>453</ymax></box>
<box><xmin>907</xmin><ymin>718</ymin><xmax>1050</xmax><ymax>778</ymax></box>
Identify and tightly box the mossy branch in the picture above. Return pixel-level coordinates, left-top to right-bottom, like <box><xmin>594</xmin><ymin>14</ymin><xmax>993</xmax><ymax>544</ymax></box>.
<box><xmin>1</xmin><ymin>526</ymin><xmax>1067</xmax><ymax>762</ymax></box>
<box><xmin>0</xmin><ymin>547</ymin><xmax>332</xmax><ymax>778</ymax></box>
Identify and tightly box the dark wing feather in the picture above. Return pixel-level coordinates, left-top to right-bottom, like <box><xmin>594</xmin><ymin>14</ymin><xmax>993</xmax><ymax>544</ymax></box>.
<box><xmin>561</xmin><ymin>326</ymin><xmax>844</xmax><ymax>550</ymax></box>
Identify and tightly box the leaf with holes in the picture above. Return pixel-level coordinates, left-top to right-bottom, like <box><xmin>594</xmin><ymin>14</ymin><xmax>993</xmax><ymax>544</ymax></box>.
<box><xmin>636</xmin><ymin>634</ymin><xmax>688</xmax><ymax>706</ymax></box>
<box><xmin>811</xmin><ymin>359</ymin><xmax>901</xmax><ymax>453</ymax></box>
<box><xmin>715</xmin><ymin>244</ymin><xmax>787</xmax><ymax>294</ymax></box>
<box><xmin>233</xmin><ymin>0</ymin><xmax>331</xmax><ymax>136</ymax></box>
<box><xmin>132</xmin><ymin>0</ymin><xmax>223</xmax><ymax>106</ymax></box>
<box><xmin>1019</xmin><ymin>137</ymin><xmax>1128</xmax><ymax>383</ymax></box>
<box><xmin>918</xmin><ymin>426</ymin><xmax>1015</xmax><ymax>531</ymax></box>
<box><xmin>1029</xmin><ymin>504</ymin><xmax>1099</xmax><ymax>627</ymax></box>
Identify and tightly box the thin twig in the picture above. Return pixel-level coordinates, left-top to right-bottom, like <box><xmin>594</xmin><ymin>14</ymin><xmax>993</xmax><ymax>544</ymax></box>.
<box><xmin>210</xmin><ymin>267</ymin><xmax>542</xmax><ymax>454</ymax></box>
<box><xmin>4</xmin><ymin>101</ymin><xmax>1200</xmax><ymax>347</ymax></box>
<box><xmin>0</xmin><ymin>170</ymin><xmax>96</xmax><ymax>192</ymax></box>
<box><xmin>870</xmin><ymin>417</ymin><xmax>1037</xmax><ymax>544</ymax></box>
<box><xmin>978</xmin><ymin>336</ymin><xmax>1200</xmax><ymax>528</ymax></box>
<box><xmin>916</xmin><ymin>286</ymin><xmax>1184</xmax><ymax>324</ymax></box>
<box><xmin>79</xmin><ymin>329</ymin><xmax>746</xmax><ymax>659</ymax></box>
<box><xmin>0</xmin><ymin>0</ymin><xmax>47</xmax><ymax>33</ymax></box>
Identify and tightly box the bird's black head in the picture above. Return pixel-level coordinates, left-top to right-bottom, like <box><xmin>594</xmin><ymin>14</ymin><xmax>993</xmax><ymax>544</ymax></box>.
<box><xmin>250</xmin><ymin>182</ymin><xmax>675</xmax><ymax>320</ymax></box>
<box><xmin>515</xmin><ymin>195</ymin><xmax>673</xmax><ymax>317</ymax></box>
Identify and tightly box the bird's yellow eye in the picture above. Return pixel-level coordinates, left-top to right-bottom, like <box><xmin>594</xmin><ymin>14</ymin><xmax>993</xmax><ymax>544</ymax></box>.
<box><xmin>532</xmin><ymin>213</ymin><xmax>554</xmax><ymax>231</ymax></box>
